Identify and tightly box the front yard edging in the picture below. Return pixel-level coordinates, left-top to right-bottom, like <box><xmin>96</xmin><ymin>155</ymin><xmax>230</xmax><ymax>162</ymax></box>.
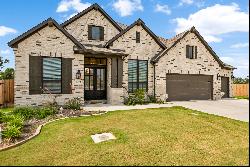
<box><xmin>0</xmin><ymin>111</ymin><xmax>108</xmax><ymax>151</ymax></box>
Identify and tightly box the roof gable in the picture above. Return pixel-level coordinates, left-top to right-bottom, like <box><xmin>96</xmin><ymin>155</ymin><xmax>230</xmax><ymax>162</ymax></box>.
<box><xmin>61</xmin><ymin>3</ymin><xmax>123</xmax><ymax>32</ymax></box>
<box><xmin>105</xmin><ymin>19</ymin><xmax>167</xmax><ymax>50</ymax></box>
<box><xmin>8</xmin><ymin>18</ymin><xmax>84</xmax><ymax>49</ymax></box>
<box><xmin>151</xmin><ymin>27</ymin><xmax>235</xmax><ymax>70</ymax></box>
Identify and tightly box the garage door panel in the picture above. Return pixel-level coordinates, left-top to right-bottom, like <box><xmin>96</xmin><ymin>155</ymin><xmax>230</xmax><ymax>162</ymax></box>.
<box><xmin>166</xmin><ymin>74</ymin><xmax>212</xmax><ymax>101</ymax></box>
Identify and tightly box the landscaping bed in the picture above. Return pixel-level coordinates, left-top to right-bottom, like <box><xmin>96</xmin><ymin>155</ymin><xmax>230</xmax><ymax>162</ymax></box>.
<box><xmin>0</xmin><ymin>98</ymin><xmax>106</xmax><ymax>150</ymax></box>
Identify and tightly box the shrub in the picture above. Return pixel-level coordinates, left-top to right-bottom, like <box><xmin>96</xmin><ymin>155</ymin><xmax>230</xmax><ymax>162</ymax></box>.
<box><xmin>35</xmin><ymin>107</ymin><xmax>58</xmax><ymax>119</ymax></box>
<box><xmin>148</xmin><ymin>95</ymin><xmax>165</xmax><ymax>104</ymax></box>
<box><xmin>0</xmin><ymin>111</ymin><xmax>4</xmax><ymax>123</ymax></box>
<box><xmin>2</xmin><ymin>124</ymin><xmax>22</xmax><ymax>140</ymax></box>
<box><xmin>12</xmin><ymin>107</ymin><xmax>36</xmax><ymax>120</ymax></box>
<box><xmin>64</xmin><ymin>98</ymin><xmax>81</xmax><ymax>110</ymax></box>
<box><xmin>5</xmin><ymin>114</ymin><xmax>24</xmax><ymax>127</ymax></box>
<box><xmin>124</xmin><ymin>89</ymin><xmax>147</xmax><ymax>106</ymax></box>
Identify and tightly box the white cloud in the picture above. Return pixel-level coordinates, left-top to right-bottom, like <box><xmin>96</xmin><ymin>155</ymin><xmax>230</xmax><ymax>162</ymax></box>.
<box><xmin>221</xmin><ymin>56</ymin><xmax>249</xmax><ymax>77</ymax></box>
<box><xmin>231</xmin><ymin>43</ymin><xmax>249</xmax><ymax>48</ymax></box>
<box><xmin>174</xmin><ymin>3</ymin><xmax>249</xmax><ymax>43</ymax></box>
<box><xmin>0</xmin><ymin>49</ymin><xmax>11</xmax><ymax>55</ymax></box>
<box><xmin>112</xmin><ymin>0</ymin><xmax>143</xmax><ymax>17</ymax></box>
<box><xmin>155</xmin><ymin>4</ymin><xmax>171</xmax><ymax>15</ymax></box>
<box><xmin>0</xmin><ymin>26</ymin><xmax>17</xmax><ymax>37</ymax></box>
<box><xmin>56</xmin><ymin>0</ymin><xmax>91</xmax><ymax>13</ymax></box>
<box><xmin>179</xmin><ymin>0</ymin><xmax>194</xmax><ymax>5</ymax></box>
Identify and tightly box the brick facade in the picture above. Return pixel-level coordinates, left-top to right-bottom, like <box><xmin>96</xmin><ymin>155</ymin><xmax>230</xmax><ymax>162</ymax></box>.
<box><xmin>9</xmin><ymin>4</ymin><xmax>234</xmax><ymax>106</ymax></box>
<box><xmin>14</xmin><ymin>25</ymin><xmax>84</xmax><ymax>106</ymax></box>
<box><xmin>154</xmin><ymin>32</ymin><xmax>233</xmax><ymax>100</ymax></box>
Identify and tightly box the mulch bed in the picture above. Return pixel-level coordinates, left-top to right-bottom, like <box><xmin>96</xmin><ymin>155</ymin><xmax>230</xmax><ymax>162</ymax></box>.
<box><xmin>0</xmin><ymin>109</ymin><xmax>106</xmax><ymax>150</ymax></box>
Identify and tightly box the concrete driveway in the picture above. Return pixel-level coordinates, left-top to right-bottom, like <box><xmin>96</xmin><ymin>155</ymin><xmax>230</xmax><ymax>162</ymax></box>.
<box><xmin>172</xmin><ymin>99</ymin><xmax>249</xmax><ymax>122</ymax></box>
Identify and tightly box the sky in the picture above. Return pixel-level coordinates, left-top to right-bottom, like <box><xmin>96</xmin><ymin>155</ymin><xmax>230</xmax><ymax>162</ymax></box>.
<box><xmin>0</xmin><ymin>0</ymin><xmax>249</xmax><ymax>77</ymax></box>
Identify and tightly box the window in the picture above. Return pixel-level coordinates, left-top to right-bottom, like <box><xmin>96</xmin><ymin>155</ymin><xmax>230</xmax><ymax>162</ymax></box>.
<box><xmin>88</xmin><ymin>25</ymin><xmax>104</xmax><ymax>41</ymax></box>
<box><xmin>42</xmin><ymin>58</ymin><xmax>62</xmax><ymax>93</ymax></box>
<box><xmin>128</xmin><ymin>59</ymin><xmax>148</xmax><ymax>92</ymax></box>
<box><xmin>136</xmin><ymin>31</ymin><xmax>140</xmax><ymax>43</ymax></box>
<box><xmin>186</xmin><ymin>45</ymin><xmax>197</xmax><ymax>59</ymax></box>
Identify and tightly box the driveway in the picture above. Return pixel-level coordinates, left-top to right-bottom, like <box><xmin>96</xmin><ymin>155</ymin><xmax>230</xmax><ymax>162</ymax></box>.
<box><xmin>172</xmin><ymin>99</ymin><xmax>249</xmax><ymax>122</ymax></box>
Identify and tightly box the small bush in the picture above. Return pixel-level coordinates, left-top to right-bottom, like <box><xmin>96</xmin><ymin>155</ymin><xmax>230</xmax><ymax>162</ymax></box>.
<box><xmin>12</xmin><ymin>107</ymin><xmax>36</xmax><ymax>120</ymax></box>
<box><xmin>124</xmin><ymin>89</ymin><xmax>147</xmax><ymax>106</ymax></box>
<box><xmin>64</xmin><ymin>98</ymin><xmax>81</xmax><ymax>110</ymax></box>
<box><xmin>5</xmin><ymin>114</ymin><xmax>24</xmax><ymax>127</ymax></box>
<box><xmin>148</xmin><ymin>95</ymin><xmax>165</xmax><ymax>104</ymax></box>
<box><xmin>2</xmin><ymin>124</ymin><xmax>22</xmax><ymax>140</ymax></box>
<box><xmin>0</xmin><ymin>111</ymin><xmax>4</xmax><ymax>123</ymax></box>
<box><xmin>35</xmin><ymin>107</ymin><xmax>58</xmax><ymax>119</ymax></box>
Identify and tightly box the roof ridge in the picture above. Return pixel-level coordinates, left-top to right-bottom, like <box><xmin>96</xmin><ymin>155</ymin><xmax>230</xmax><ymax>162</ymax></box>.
<box><xmin>61</xmin><ymin>3</ymin><xmax>123</xmax><ymax>32</ymax></box>
<box><xmin>8</xmin><ymin>17</ymin><xmax>84</xmax><ymax>50</ymax></box>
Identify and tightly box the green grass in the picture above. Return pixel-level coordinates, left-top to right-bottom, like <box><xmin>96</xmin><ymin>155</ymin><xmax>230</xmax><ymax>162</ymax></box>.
<box><xmin>234</xmin><ymin>96</ymin><xmax>249</xmax><ymax>100</ymax></box>
<box><xmin>0</xmin><ymin>107</ymin><xmax>13</xmax><ymax>113</ymax></box>
<box><xmin>0</xmin><ymin>107</ymin><xmax>248</xmax><ymax>166</ymax></box>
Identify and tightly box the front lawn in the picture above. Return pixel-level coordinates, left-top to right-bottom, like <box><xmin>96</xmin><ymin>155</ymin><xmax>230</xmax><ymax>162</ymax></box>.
<box><xmin>0</xmin><ymin>107</ymin><xmax>13</xmax><ymax>113</ymax></box>
<box><xmin>0</xmin><ymin>107</ymin><xmax>248</xmax><ymax>166</ymax></box>
<box><xmin>234</xmin><ymin>96</ymin><xmax>249</xmax><ymax>100</ymax></box>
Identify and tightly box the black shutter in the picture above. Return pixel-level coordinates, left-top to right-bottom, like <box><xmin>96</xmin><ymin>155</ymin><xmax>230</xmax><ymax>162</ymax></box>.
<box><xmin>29</xmin><ymin>56</ymin><xmax>42</xmax><ymax>95</ymax></box>
<box><xmin>100</xmin><ymin>27</ymin><xmax>104</xmax><ymax>41</ymax></box>
<box><xmin>62</xmin><ymin>58</ymin><xmax>72</xmax><ymax>94</ymax></box>
<box><xmin>111</xmin><ymin>58</ymin><xmax>118</xmax><ymax>88</ymax></box>
<box><xmin>136</xmin><ymin>31</ymin><xmax>140</xmax><ymax>43</ymax></box>
<box><xmin>88</xmin><ymin>25</ymin><xmax>92</xmax><ymax>40</ymax></box>
<box><xmin>195</xmin><ymin>46</ymin><xmax>198</xmax><ymax>59</ymax></box>
<box><xmin>186</xmin><ymin>45</ymin><xmax>189</xmax><ymax>58</ymax></box>
<box><xmin>117</xmin><ymin>57</ymin><xmax>123</xmax><ymax>88</ymax></box>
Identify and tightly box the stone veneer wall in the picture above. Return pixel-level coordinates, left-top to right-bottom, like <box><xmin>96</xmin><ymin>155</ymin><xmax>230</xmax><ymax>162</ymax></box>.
<box><xmin>154</xmin><ymin>32</ymin><xmax>233</xmax><ymax>100</ymax></box>
<box><xmin>110</xmin><ymin>25</ymin><xmax>163</xmax><ymax>98</ymax></box>
<box><xmin>106</xmin><ymin>58</ymin><xmax>124</xmax><ymax>104</ymax></box>
<box><xmin>14</xmin><ymin>25</ymin><xmax>84</xmax><ymax>106</ymax></box>
<box><xmin>64</xmin><ymin>9</ymin><xmax>120</xmax><ymax>46</ymax></box>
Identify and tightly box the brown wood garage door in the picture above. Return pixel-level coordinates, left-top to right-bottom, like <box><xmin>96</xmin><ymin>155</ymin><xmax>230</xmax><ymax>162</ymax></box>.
<box><xmin>221</xmin><ymin>77</ymin><xmax>229</xmax><ymax>98</ymax></box>
<box><xmin>166</xmin><ymin>74</ymin><xmax>213</xmax><ymax>101</ymax></box>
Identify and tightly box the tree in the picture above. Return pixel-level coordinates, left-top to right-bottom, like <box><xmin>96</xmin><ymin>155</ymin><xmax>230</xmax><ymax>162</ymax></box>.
<box><xmin>0</xmin><ymin>68</ymin><xmax>14</xmax><ymax>79</ymax></box>
<box><xmin>233</xmin><ymin>76</ymin><xmax>249</xmax><ymax>84</ymax></box>
<box><xmin>0</xmin><ymin>56</ymin><xmax>9</xmax><ymax>71</ymax></box>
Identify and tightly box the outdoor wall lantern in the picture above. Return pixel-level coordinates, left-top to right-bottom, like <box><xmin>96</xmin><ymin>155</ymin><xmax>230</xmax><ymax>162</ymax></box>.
<box><xmin>217</xmin><ymin>73</ymin><xmax>220</xmax><ymax>80</ymax></box>
<box><xmin>231</xmin><ymin>75</ymin><xmax>235</xmax><ymax>80</ymax></box>
<box><xmin>76</xmin><ymin>70</ymin><xmax>81</xmax><ymax>79</ymax></box>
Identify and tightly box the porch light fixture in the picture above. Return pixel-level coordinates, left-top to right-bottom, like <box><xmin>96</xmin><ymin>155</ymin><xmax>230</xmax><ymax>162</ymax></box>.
<box><xmin>217</xmin><ymin>73</ymin><xmax>220</xmax><ymax>80</ymax></box>
<box><xmin>76</xmin><ymin>70</ymin><xmax>81</xmax><ymax>79</ymax></box>
<box><xmin>231</xmin><ymin>75</ymin><xmax>235</xmax><ymax>79</ymax></box>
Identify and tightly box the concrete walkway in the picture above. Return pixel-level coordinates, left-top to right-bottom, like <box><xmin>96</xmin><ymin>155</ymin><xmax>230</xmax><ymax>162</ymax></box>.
<box><xmin>83</xmin><ymin>99</ymin><xmax>249</xmax><ymax>122</ymax></box>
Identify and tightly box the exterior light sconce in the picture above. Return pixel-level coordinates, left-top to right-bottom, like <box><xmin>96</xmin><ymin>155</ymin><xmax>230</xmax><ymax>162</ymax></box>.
<box><xmin>217</xmin><ymin>73</ymin><xmax>220</xmax><ymax>80</ymax></box>
<box><xmin>76</xmin><ymin>70</ymin><xmax>81</xmax><ymax>79</ymax></box>
<box><xmin>231</xmin><ymin>75</ymin><xmax>235</xmax><ymax>80</ymax></box>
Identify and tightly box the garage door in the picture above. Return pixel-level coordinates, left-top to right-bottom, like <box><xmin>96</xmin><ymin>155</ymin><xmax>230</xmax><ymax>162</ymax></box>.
<box><xmin>221</xmin><ymin>77</ymin><xmax>229</xmax><ymax>98</ymax></box>
<box><xmin>166</xmin><ymin>74</ymin><xmax>213</xmax><ymax>101</ymax></box>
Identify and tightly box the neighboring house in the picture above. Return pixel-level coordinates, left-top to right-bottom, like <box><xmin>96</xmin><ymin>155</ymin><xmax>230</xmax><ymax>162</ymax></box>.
<box><xmin>8</xmin><ymin>3</ymin><xmax>235</xmax><ymax>106</ymax></box>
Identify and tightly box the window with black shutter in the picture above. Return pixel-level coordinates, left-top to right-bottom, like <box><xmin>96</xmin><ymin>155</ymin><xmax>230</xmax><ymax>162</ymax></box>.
<box><xmin>186</xmin><ymin>45</ymin><xmax>197</xmax><ymax>59</ymax></box>
<box><xmin>88</xmin><ymin>25</ymin><xmax>104</xmax><ymax>41</ymax></box>
<box><xmin>128</xmin><ymin>59</ymin><xmax>148</xmax><ymax>93</ymax></box>
<box><xmin>42</xmin><ymin>57</ymin><xmax>62</xmax><ymax>94</ymax></box>
<box><xmin>136</xmin><ymin>31</ymin><xmax>140</xmax><ymax>43</ymax></box>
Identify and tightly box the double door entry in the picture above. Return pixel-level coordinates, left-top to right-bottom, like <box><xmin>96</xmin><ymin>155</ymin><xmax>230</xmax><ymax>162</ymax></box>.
<box><xmin>84</xmin><ymin>67</ymin><xmax>106</xmax><ymax>100</ymax></box>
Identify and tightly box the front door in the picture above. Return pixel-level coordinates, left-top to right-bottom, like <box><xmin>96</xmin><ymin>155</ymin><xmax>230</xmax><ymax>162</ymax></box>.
<box><xmin>84</xmin><ymin>67</ymin><xmax>106</xmax><ymax>100</ymax></box>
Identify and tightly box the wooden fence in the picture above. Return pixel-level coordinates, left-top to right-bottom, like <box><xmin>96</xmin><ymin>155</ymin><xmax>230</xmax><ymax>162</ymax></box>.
<box><xmin>232</xmin><ymin>84</ymin><xmax>249</xmax><ymax>97</ymax></box>
<box><xmin>0</xmin><ymin>79</ymin><xmax>14</xmax><ymax>107</ymax></box>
